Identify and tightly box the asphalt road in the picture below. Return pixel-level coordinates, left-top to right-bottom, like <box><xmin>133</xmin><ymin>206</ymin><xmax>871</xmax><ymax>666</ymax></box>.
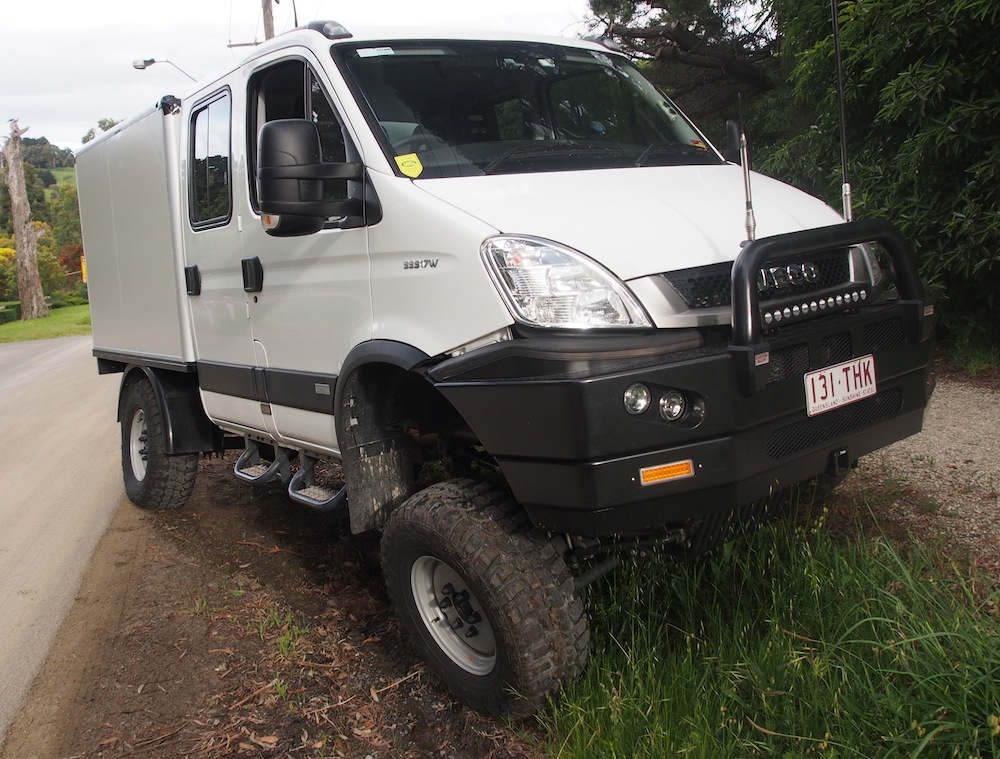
<box><xmin>0</xmin><ymin>335</ymin><xmax>122</xmax><ymax>749</ymax></box>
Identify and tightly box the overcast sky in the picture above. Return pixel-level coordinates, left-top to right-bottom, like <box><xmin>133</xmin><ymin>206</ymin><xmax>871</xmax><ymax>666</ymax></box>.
<box><xmin>5</xmin><ymin>0</ymin><xmax>596</xmax><ymax>153</ymax></box>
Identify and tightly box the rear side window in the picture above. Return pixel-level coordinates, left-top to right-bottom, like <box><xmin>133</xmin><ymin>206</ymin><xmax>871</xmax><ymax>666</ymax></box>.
<box><xmin>190</xmin><ymin>91</ymin><xmax>232</xmax><ymax>227</ymax></box>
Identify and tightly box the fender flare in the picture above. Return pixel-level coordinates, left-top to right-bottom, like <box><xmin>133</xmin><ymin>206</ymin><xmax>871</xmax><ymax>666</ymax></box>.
<box><xmin>118</xmin><ymin>365</ymin><xmax>223</xmax><ymax>454</ymax></box>
<box><xmin>333</xmin><ymin>340</ymin><xmax>431</xmax><ymax>442</ymax></box>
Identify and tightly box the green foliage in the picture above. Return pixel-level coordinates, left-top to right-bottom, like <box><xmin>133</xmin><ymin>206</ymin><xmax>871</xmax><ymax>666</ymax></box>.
<box><xmin>0</xmin><ymin>248</ymin><xmax>15</xmax><ymax>301</ymax></box>
<box><xmin>81</xmin><ymin>117</ymin><xmax>121</xmax><ymax>145</ymax></box>
<box><xmin>20</xmin><ymin>136</ymin><xmax>75</xmax><ymax>168</ymax></box>
<box><xmin>0</xmin><ymin>162</ymin><xmax>50</xmax><ymax>234</ymax></box>
<box><xmin>542</xmin><ymin>514</ymin><xmax>1000</xmax><ymax>757</ymax></box>
<box><xmin>50</xmin><ymin>186</ymin><xmax>82</xmax><ymax>250</ymax></box>
<box><xmin>755</xmin><ymin>0</ymin><xmax>1000</xmax><ymax>342</ymax></box>
<box><xmin>0</xmin><ymin>300</ymin><xmax>20</xmax><ymax>325</ymax></box>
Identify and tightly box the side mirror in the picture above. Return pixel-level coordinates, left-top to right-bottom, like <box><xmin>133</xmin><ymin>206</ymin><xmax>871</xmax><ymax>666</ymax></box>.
<box><xmin>257</xmin><ymin>119</ymin><xmax>363</xmax><ymax>236</ymax></box>
<box><xmin>724</xmin><ymin>119</ymin><xmax>743</xmax><ymax>164</ymax></box>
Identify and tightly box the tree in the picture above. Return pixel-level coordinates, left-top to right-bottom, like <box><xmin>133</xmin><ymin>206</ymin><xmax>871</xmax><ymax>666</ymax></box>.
<box><xmin>590</xmin><ymin>0</ymin><xmax>779</xmax><ymax>127</ymax></box>
<box><xmin>50</xmin><ymin>185</ymin><xmax>82</xmax><ymax>250</ymax></box>
<box><xmin>1</xmin><ymin>121</ymin><xmax>48</xmax><ymax>319</ymax></box>
<box><xmin>0</xmin><ymin>160</ymin><xmax>49</xmax><ymax>234</ymax></box>
<box><xmin>81</xmin><ymin>117</ymin><xmax>121</xmax><ymax>145</ymax></box>
<box><xmin>21</xmin><ymin>136</ymin><xmax>75</xmax><ymax>168</ymax></box>
<box><xmin>593</xmin><ymin>0</ymin><xmax>1000</xmax><ymax>342</ymax></box>
<box><xmin>757</xmin><ymin>0</ymin><xmax>1000</xmax><ymax>341</ymax></box>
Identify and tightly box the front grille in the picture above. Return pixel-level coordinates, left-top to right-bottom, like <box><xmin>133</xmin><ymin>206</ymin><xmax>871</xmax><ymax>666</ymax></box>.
<box><xmin>766</xmin><ymin>388</ymin><xmax>903</xmax><ymax>458</ymax></box>
<box><xmin>767</xmin><ymin>344</ymin><xmax>809</xmax><ymax>384</ymax></box>
<box><xmin>663</xmin><ymin>249</ymin><xmax>852</xmax><ymax>309</ymax></box>
<box><xmin>864</xmin><ymin>317</ymin><xmax>905</xmax><ymax>353</ymax></box>
<box><xmin>820</xmin><ymin>331</ymin><xmax>852</xmax><ymax>366</ymax></box>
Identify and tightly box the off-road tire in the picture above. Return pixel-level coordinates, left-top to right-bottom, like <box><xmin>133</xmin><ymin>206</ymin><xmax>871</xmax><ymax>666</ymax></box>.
<box><xmin>381</xmin><ymin>479</ymin><xmax>588</xmax><ymax>719</ymax></box>
<box><xmin>121</xmin><ymin>378</ymin><xmax>198</xmax><ymax>509</ymax></box>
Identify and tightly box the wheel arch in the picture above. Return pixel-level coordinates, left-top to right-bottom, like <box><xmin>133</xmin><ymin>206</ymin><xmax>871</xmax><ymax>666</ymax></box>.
<box><xmin>118</xmin><ymin>365</ymin><xmax>223</xmax><ymax>455</ymax></box>
<box><xmin>335</xmin><ymin>340</ymin><xmax>476</xmax><ymax>533</ymax></box>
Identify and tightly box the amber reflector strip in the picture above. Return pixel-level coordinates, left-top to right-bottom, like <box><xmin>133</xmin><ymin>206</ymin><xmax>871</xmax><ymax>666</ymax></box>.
<box><xmin>639</xmin><ymin>459</ymin><xmax>695</xmax><ymax>486</ymax></box>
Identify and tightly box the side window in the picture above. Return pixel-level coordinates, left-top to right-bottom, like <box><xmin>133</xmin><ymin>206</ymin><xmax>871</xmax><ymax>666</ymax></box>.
<box><xmin>190</xmin><ymin>92</ymin><xmax>232</xmax><ymax>227</ymax></box>
<box><xmin>309</xmin><ymin>72</ymin><xmax>348</xmax><ymax>200</ymax></box>
<box><xmin>247</xmin><ymin>60</ymin><xmax>349</xmax><ymax>209</ymax></box>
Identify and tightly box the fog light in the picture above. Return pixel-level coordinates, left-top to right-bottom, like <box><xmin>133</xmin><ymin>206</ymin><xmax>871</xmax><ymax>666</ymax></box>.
<box><xmin>624</xmin><ymin>383</ymin><xmax>651</xmax><ymax>415</ymax></box>
<box><xmin>659</xmin><ymin>389</ymin><xmax>687</xmax><ymax>421</ymax></box>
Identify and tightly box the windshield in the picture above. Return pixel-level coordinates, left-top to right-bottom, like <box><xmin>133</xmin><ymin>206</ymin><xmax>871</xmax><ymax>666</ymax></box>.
<box><xmin>335</xmin><ymin>40</ymin><xmax>723</xmax><ymax>178</ymax></box>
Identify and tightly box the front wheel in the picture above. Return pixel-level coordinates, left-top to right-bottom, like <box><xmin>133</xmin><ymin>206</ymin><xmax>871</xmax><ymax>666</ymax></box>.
<box><xmin>381</xmin><ymin>479</ymin><xmax>588</xmax><ymax>718</ymax></box>
<box><xmin>121</xmin><ymin>377</ymin><xmax>198</xmax><ymax>509</ymax></box>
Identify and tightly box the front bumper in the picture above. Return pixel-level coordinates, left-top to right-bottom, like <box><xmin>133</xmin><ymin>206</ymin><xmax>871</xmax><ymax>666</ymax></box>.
<box><xmin>431</xmin><ymin>219</ymin><xmax>935</xmax><ymax>538</ymax></box>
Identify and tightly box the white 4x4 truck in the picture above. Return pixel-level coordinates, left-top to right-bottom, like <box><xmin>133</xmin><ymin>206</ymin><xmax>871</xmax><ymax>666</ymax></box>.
<box><xmin>77</xmin><ymin>22</ymin><xmax>935</xmax><ymax>717</ymax></box>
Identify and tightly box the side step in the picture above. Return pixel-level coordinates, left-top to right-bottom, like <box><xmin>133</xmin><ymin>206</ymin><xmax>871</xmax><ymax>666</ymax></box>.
<box><xmin>234</xmin><ymin>440</ymin><xmax>292</xmax><ymax>485</ymax></box>
<box><xmin>288</xmin><ymin>454</ymin><xmax>347</xmax><ymax>512</ymax></box>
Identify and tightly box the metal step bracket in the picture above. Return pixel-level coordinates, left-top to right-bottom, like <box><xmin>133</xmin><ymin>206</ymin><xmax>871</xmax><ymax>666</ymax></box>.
<box><xmin>288</xmin><ymin>453</ymin><xmax>348</xmax><ymax>512</ymax></box>
<box><xmin>234</xmin><ymin>439</ymin><xmax>292</xmax><ymax>485</ymax></box>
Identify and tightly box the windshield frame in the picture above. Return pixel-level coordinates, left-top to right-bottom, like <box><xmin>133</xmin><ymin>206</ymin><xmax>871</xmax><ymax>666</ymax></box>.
<box><xmin>331</xmin><ymin>38</ymin><xmax>724</xmax><ymax>179</ymax></box>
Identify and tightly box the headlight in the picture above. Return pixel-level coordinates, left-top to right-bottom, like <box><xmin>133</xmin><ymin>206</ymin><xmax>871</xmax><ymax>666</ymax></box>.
<box><xmin>481</xmin><ymin>236</ymin><xmax>652</xmax><ymax>329</ymax></box>
<box><xmin>856</xmin><ymin>243</ymin><xmax>883</xmax><ymax>287</ymax></box>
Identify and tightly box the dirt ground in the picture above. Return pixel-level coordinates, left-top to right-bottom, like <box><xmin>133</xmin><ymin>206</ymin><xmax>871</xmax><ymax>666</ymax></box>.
<box><xmin>0</xmin><ymin>458</ymin><xmax>538</xmax><ymax>759</ymax></box>
<box><xmin>3</xmin><ymin>363</ymin><xmax>998</xmax><ymax>759</ymax></box>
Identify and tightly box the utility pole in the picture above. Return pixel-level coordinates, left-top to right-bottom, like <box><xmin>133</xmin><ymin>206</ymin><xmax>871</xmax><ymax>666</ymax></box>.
<box><xmin>263</xmin><ymin>0</ymin><xmax>275</xmax><ymax>40</ymax></box>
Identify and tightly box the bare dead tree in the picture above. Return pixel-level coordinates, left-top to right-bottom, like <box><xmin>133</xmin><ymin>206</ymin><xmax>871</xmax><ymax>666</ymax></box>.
<box><xmin>2</xmin><ymin>121</ymin><xmax>49</xmax><ymax>320</ymax></box>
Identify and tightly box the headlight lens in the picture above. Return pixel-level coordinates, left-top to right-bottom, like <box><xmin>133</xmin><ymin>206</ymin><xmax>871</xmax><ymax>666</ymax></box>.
<box><xmin>481</xmin><ymin>236</ymin><xmax>652</xmax><ymax>328</ymax></box>
<box><xmin>856</xmin><ymin>243</ymin><xmax>883</xmax><ymax>286</ymax></box>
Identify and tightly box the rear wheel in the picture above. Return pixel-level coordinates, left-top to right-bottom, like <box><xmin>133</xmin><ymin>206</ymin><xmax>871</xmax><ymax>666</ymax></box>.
<box><xmin>121</xmin><ymin>378</ymin><xmax>198</xmax><ymax>509</ymax></box>
<box><xmin>381</xmin><ymin>479</ymin><xmax>588</xmax><ymax>718</ymax></box>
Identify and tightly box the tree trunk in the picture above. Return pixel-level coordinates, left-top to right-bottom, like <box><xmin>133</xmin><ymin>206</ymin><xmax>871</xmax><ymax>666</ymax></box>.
<box><xmin>2</xmin><ymin>121</ymin><xmax>48</xmax><ymax>320</ymax></box>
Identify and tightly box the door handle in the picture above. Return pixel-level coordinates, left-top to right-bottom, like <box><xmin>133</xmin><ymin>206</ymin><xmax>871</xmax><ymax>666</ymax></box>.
<box><xmin>242</xmin><ymin>257</ymin><xmax>263</xmax><ymax>293</ymax></box>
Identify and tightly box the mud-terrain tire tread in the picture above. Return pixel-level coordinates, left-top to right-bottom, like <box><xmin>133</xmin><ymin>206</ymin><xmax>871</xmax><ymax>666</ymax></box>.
<box><xmin>381</xmin><ymin>478</ymin><xmax>588</xmax><ymax>719</ymax></box>
<box><xmin>121</xmin><ymin>378</ymin><xmax>198</xmax><ymax>510</ymax></box>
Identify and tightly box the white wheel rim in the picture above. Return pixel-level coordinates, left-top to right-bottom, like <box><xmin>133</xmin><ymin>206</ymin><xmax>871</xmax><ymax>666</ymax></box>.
<box><xmin>410</xmin><ymin>555</ymin><xmax>496</xmax><ymax>676</ymax></box>
<box><xmin>129</xmin><ymin>409</ymin><xmax>148</xmax><ymax>481</ymax></box>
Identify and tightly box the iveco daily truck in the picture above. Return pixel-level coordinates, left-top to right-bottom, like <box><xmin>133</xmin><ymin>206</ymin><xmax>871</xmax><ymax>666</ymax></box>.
<box><xmin>76</xmin><ymin>21</ymin><xmax>936</xmax><ymax>717</ymax></box>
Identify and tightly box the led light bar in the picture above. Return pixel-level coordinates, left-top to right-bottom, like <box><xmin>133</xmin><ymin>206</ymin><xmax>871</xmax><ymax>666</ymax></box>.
<box><xmin>762</xmin><ymin>288</ymin><xmax>867</xmax><ymax>326</ymax></box>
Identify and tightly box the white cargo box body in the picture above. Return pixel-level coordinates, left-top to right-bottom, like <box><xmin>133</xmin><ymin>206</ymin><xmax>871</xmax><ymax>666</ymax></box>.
<box><xmin>77</xmin><ymin>100</ymin><xmax>194</xmax><ymax>367</ymax></box>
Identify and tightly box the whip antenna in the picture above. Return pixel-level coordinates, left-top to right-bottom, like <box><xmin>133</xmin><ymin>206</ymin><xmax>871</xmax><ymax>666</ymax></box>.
<box><xmin>831</xmin><ymin>0</ymin><xmax>853</xmax><ymax>221</ymax></box>
<box><xmin>737</xmin><ymin>93</ymin><xmax>756</xmax><ymax>242</ymax></box>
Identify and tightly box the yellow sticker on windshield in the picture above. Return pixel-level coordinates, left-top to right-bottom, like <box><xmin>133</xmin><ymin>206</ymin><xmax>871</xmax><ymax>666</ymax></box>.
<box><xmin>395</xmin><ymin>153</ymin><xmax>423</xmax><ymax>178</ymax></box>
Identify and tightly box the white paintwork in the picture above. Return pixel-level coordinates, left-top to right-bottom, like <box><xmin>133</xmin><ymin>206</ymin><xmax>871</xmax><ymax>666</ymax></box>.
<box><xmin>78</xmin><ymin>23</ymin><xmax>851</xmax><ymax>460</ymax></box>
<box><xmin>413</xmin><ymin>166</ymin><xmax>844</xmax><ymax>281</ymax></box>
<box><xmin>76</xmin><ymin>104</ymin><xmax>196</xmax><ymax>364</ymax></box>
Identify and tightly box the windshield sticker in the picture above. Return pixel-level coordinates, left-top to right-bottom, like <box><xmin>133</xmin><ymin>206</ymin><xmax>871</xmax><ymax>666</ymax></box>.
<box><xmin>357</xmin><ymin>47</ymin><xmax>395</xmax><ymax>58</ymax></box>
<box><xmin>395</xmin><ymin>153</ymin><xmax>423</xmax><ymax>178</ymax></box>
<box><xmin>690</xmin><ymin>139</ymin><xmax>708</xmax><ymax>150</ymax></box>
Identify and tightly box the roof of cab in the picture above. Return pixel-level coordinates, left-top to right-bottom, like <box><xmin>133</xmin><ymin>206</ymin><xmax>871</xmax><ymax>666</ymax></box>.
<box><xmin>243</xmin><ymin>20</ymin><xmax>611</xmax><ymax>61</ymax></box>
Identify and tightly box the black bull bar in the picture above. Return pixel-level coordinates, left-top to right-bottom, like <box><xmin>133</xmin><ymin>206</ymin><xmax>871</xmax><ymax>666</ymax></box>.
<box><xmin>729</xmin><ymin>218</ymin><xmax>936</xmax><ymax>395</ymax></box>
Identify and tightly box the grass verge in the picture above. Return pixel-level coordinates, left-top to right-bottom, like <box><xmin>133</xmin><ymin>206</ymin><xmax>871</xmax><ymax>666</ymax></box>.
<box><xmin>0</xmin><ymin>304</ymin><xmax>91</xmax><ymax>343</ymax></box>
<box><xmin>541</xmin><ymin>509</ymin><xmax>1000</xmax><ymax>758</ymax></box>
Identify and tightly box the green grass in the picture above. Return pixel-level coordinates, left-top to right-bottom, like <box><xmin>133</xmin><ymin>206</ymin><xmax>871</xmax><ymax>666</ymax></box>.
<box><xmin>50</xmin><ymin>167</ymin><xmax>77</xmax><ymax>187</ymax></box>
<box><xmin>43</xmin><ymin>167</ymin><xmax>77</xmax><ymax>202</ymax></box>
<box><xmin>540</xmin><ymin>511</ymin><xmax>1000</xmax><ymax>758</ymax></box>
<box><xmin>0</xmin><ymin>304</ymin><xmax>91</xmax><ymax>342</ymax></box>
<box><xmin>948</xmin><ymin>335</ymin><xmax>1000</xmax><ymax>377</ymax></box>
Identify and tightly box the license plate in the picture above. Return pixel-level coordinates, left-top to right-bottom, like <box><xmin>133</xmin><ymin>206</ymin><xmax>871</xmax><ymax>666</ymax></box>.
<box><xmin>804</xmin><ymin>355</ymin><xmax>877</xmax><ymax>417</ymax></box>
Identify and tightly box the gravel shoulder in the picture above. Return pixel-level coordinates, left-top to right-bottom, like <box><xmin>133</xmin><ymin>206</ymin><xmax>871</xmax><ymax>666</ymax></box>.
<box><xmin>835</xmin><ymin>370</ymin><xmax>1000</xmax><ymax>576</ymax></box>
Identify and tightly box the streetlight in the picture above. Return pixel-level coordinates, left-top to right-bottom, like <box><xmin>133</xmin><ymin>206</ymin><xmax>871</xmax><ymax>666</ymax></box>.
<box><xmin>132</xmin><ymin>59</ymin><xmax>196</xmax><ymax>81</ymax></box>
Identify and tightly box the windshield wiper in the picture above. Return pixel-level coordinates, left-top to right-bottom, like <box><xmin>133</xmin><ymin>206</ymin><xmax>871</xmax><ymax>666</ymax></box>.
<box><xmin>634</xmin><ymin>141</ymin><xmax>714</xmax><ymax>167</ymax></box>
<box><xmin>482</xmin><ymin>142</ymin><xmax>626</xmax><ymax>175</ymax></box>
